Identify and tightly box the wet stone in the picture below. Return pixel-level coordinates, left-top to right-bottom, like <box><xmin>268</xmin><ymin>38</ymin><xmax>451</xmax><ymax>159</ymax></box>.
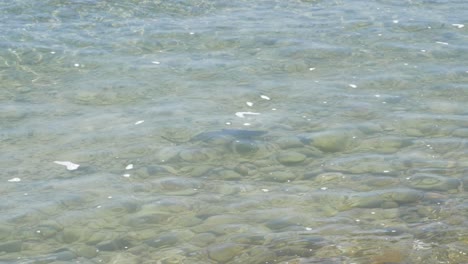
<box><xmin>239</xmin><ymin>246</ymin><xmax>277</xmax><ymax>263</ymax></box>
<box><xmin>0</xmin><ymin>225</ymin><xmax>12</xmax><ymax>240</ymax></box>
<box><xmin>213</xmin><ymin>169</ymin><xmax>243</xmax><ymax>180</ymax></box>
<box><xmin>60</xmin><ymin>228</ymin><xmax>82</xmax><ymax>244</ymax></box>
<box><xmin>192</xmin><ymin>233</ymin><xmax>216</xmax><ymax>247</ymax></box>
<box><xmin>71</xmin><ymin>244</ymin><xmax>98</xmax><ymax>258</ymax></box>
<box><xmin>452</xmin><ymin>128</ymin><xmax>468</xmax><ymax>138</ymax></box>
<box><xmin>311</xmin><ymin>130</ymin><xmax>351</xmax><ymax>152</ymax></box>
<box><xmin>34</xmin><ymin>249</ymin><xmax>77</xmax><ymax>262</ymax></box>
<box><xmin>344</xmin><ymin>193</ymin><xmax>386</xmax><ymax>209</ymax></box>
<box><xmin>179</xmin><ymin>148</ymin><xmax>214</xmax><ymax>162</ymax></box>
<box><xmin>96</xmin><ymin>237</ymin><xmax>134</xmax><ymax>251</ymax></box>
<box><xmin>265</xmin><ymin>217</ymin><xmax>298</xmax><ymax>230</ymax></box>
<box><xmin>230</xmin><ymin>139</ymin><xmax>258</xmax><ymax>155</ymax></box>
<box><xmin>382</xmin><ymin>189</ymin><xmax>424</xmax><ymax>204</ymax></box>
<box><xmin>276</xmin><ymin>136</ymin><xmax>305</xmax><ymax>149</ymax></box>
<box><xmin>145</xmin><ymin>233</ymin><xmax>178</xmax><ymax>248</ymax></box>
<box><xmin>107</xmin><ymin>252</ymin><xmax>140</xmax><ymax>264</ymax></box>
<box><xmin>156</xmin><ymin>147</ymin><xmax>180</xmax><ymax>163</ymax></box>
<box><xmin>124</xmin><ymin>213</ymin><xmax>171</xmax><ymax>228</ymax></box>
<box><xmin>272</xmin><ymin>235</ymin><xmax>325</xmax><ymax>258</ymax></box>
<box><xmin>181</xmin><ymin>165</ymin><xmax>212</xmax><ymax>177</ymax></box>
<box><xmin>405</xmin><ymin>174</ymin><xmax>461</xmax><ymax>192</ymax></box>
<box><xmin>276</xmin><ymin>151</ymin><xmax>306</xmax><ymax>165</ymax></box>
<box><xmin>0</xmin><ymin>240</ymin><xmax>22</xmax><ymax>253</ymax></box>
<box><xmin>156</xmin><ymin>177</ymin><xmax>201</xmax><ymax>195</ymax></box>
<box><xmin>207</xmin><ymin>243</ymin><xmax>245</xmax><ymax>262</ymax></box>
<box><xmin>263</xmin><ymin>171</ymin><xmax>297</xmax><ymax>182</ymax></box>
<box><xmin>324</xmin><ymin>156</ymin><xmax>393</xmax><ymax>174</ymax></box>
<box><xmin>358</xmin><ymin>137</ymin><xmax>412</xmax><ymax>153</ymax></box>
<box><xmin>36</xmin><ymin>222</ymin><xmax>63</xmax><ymax>239</ymax></box>
<box><xmin>234</xmin><ymin>162</ymin><xmax>257</xmax><ymax>176</ymax></box>
<box><xmin>231</xmin><ymin>234</ymin><xmax>266</xmax><ymax>245</ymax></box>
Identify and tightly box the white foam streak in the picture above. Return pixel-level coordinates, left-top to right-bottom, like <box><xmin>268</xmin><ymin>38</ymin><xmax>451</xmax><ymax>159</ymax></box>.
<box><xmin>54</xmin><ymin>161</ymin><xmax>80</xmax><ymax>170</ymax></box>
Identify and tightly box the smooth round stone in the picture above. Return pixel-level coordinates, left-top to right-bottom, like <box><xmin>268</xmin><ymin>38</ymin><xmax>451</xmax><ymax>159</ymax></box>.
<box><xmin>214</xmin><ymin>169</ymin><xmax>243</xmax><ymax>180</ymax></box>
<box><xmin>71</xmin><ymin>244</ymin><xmax>98</xmax><ymax>258</ymax></box>
<box><xmin>192</xmin><ymin>233</ymin><xmax>216</xmax><ymax>247</ymax></box>
<box><xmin>107</xmin><ymin>252</ymin><xmax>140</xmax><ymax>264</ymax></box>
<box><xmin>359</xmin><ymin>137</ymin><xmax>412</xmax><ymax>153</ymax></box>
<box><xmin>60</xmin><ymin>228</ymin><xmax>82</xmax><ymax>244</ymax></box>
<box><xmin>265</xmin><ymin>218</ymin><xmax>297</xmax><ymax>230</ymax></box>
<box><xmin>263</xmin><ymin>171</ymin><xmax>296</xmax><ymax>182</ymax></box>
<box><xmin>36</xmin><ymin>222</ymin><xmax>63</xmax><ymax>239</ymax></box>
<box><xmin>383</xmin><ymin>189</ymin><xmax>424</xmax><ymax>204</ymax></box>
<box><xmin>123</xmin><ymin>213</ymin><xmax>171</xmax><ymax>228</ymax></box>
<box><xmin>192</xmin><ymin>215</ymin><xmax>243</xmax><ymax>233</ymax></box>
<box><xmin>179</xmin><ymin>165</ymin><xmax>212</xmax><ymax>178</ymax></box>
<box><xmin>314</xmin><ymin>172</ymin><xmax>346</xmax><ymax>184</ymax></box>
<box><xmin>0</xmin><ymin>225</ymin><xmax>11</xmax><ymax>240</ymax></box>
<box><xmin>344</xmin><ymin>194</ymin><xmax>386</xmax><ymax>209</ymax></box>
<box><xmin>230</xmin><ymin>139</ymin><xmax>258</xmax><ymax>155</ymax></box>
<box><xmin>239</xmin><ymin>246</ymin><xmax>276</xmax><ymax>263</ymax></box>
<box><xmin>145</xmin><ymin>233</ymin><xmax>178</xmax><ymax>248</ymax></box>
<box><xmin>179</xmin><ymin>148</ymin><xmax>213</xmax><ymax>162</ymax></box>
<box><xmin>207</xmin><ymin>243</ymin><xmax>245</xmax><ymax>262</ymax></box>
<box><xmin>97</xmin><ymin>237</ymin><xmax>134</xmax><ymax>251</ymax></box>
<box><xmin>324</xmin><ymin>156</ymin><xmax>392</xmax><ymax>174</ymax></box>
<box><xmin>405</xmin><ymin>174</ymin><xmax>461</xmax><ymax>192</ymax></box>
<box><xmin>234</xmin><ymin>162</ymin><xmax>257</xmax><ymax>176</ymax></box>
<box><xmin>311</xmin><ymin>130</ymin><xmax>351</xmax><ymax>152</ymax></box>
<box><xmin>0</xmin><ymin>240</ymin><xmax>22</xmax><ymax>253</ymax></box>
<box><xmin>231</xmin><ymin>234</ymin><xmax>266</xmax><ymax>245</ymax></box>
<box><xmin>154</xmin><ymin>198</ymin><xmax>192</xmax><ymax>213</ymax></box>
<box><xmin>156</xmin><ymin>177</ymin><xmax>201</xmax><ymax>195</ymax></box>
<box><xmin>452</xmin><ymin>128</ymin><xmax>468</xmax><ymax>137</ymax></box>
<box><xmin>276</xmin><ymin>136</ymin><xmax>305</xmax><ymax>149</ymax></box>
<box><xmin>276</xmin><ymin>151</ymin><xmax>306</xmax><ymax>165</ymax></box>
<box><xmin>172</xmin><ymin>215</ymin><xmax>203</xmax><ymax>227</ymax></box>
<box><xmin>156</xmin><ymin>147</ymin><xmax>180</xmax><ymax>163</ymax></box>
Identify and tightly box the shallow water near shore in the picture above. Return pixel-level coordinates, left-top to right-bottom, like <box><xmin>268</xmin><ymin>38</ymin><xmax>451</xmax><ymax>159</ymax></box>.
<box><xmin>1</xmin><ymin>0</ymin><xmax>468</xmax><ymax>263</ymax></box>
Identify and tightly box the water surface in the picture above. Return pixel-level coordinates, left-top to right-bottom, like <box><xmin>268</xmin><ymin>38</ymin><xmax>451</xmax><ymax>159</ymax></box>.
<box><xmin>1</xmin><ymin>0</ymin><xmax>467</xmax><ymax>263</ymax></box>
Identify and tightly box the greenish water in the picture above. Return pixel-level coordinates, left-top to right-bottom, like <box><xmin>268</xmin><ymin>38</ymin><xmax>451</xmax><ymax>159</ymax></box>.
<box><xmin>1</xmin><ymin>0</ymin><xmax>467</xmax><ymax>263</ymax></box>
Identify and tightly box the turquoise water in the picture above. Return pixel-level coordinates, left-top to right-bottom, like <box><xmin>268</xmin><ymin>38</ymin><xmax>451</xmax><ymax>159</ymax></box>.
<box><xmin>1</xmin><ymin>0</ymin><xmax>467</xmax><ymax>263</ymax></box>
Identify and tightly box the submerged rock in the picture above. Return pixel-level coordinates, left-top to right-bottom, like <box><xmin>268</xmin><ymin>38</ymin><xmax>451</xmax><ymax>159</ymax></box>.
<box><xmin>405</xmin><ymin>174</ymin><xmax>461</xmax><ymax>192</ymax></box>
<box><xmin>207</xmin><ymin>243</ymin><xmax>245</xmax><ymax>262</ymax></box>
<box><xmin>0</xmin><ymin>240</ymin><xmax>22</xmax><ymax>253</ymax></box>
<box><xmin>191</xmin><ymin>129</ymin><xmax>267</xmax><ymax>143</ymax></box>
<box><xmin>230</xmin><ymin>139</ymin><xmax>259</xmax><ymax>155</ymax></box>
<box><xmin>311</xmin><ymin>130</ymin><xmax>352</xmax><ymax>152</ymax></box>
<box><xmin>276</xmin><ymin>151</ymin><xmax>306</xmax><ymax>165</ymax></box>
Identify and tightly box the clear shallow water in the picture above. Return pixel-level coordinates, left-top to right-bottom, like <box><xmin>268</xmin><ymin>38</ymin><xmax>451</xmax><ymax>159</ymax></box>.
<box><xmin>1</xmin><ymin>0</ymin><xmax>467</xmax><ymax>263</ymax></box>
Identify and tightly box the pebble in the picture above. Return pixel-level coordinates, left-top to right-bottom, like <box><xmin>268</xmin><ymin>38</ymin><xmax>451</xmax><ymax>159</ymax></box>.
<box><xmin>311</xmin><ymin>130</ymin><xmax>351</xmax><ymax>152</ymax></box>
<box><xmin>405</xmin><ymin>174</ymin><xmax>461</xmax><ymax>192</ymax></box>
<box><xmin>60</xmin><ymin>228</ymin><xmax>81</xmax><ymax>244</ymax></box>
<box><xmin>0</xmin><ymin>240</ymin><xmax>22</xmax><ymax>253</ymax></box>
<box><xmin>179</xmin><ymin>148</ymin><xmax>212</xmax><ymax>162</ymax></box>
<box><xmin>192</xmin><ymin>233</ymin><xmax>216</xmax><ymax>247</ymax></box>
<box><xmin>96</xmin><ymin>237</ymin><xmax>134</xmax><ymax>251</ymax></box>
<box><xmin>156</xmin><ymin>177</ymin><xmax>201</xmax><ymax>195</ymax></box>
<box><xmin>276</xmin><ymin>136</ymin><xmax>304</xmax><ymax>149</ymax></box>
<box><xmin>207</xmin><ymin>243</ymin><xmax>245</xmax><ymax>262</ymax></box>
<box><xmin>145</xmin><ymin>233</ymin><xmax>178</xmax><ymax>248</ymax></box>
<box><xmin>263</xmin><ymin>171</ymin><xmax>297</xmax><ymax>182</ymax></box>
<box><xmin>123</xmin><ymin>213</ymin><xmax>172</xmax><ymax>228</ymax></box>
<box><xmin>107</xmin><ymin>252</ymin><xmax>140</xmax><ymax>264</ymax></box>
<box><xmin>214</xmin><ymin>169</ymin><xmax>243</xmax><ymax>180</ymax></box>
<box><xmin>230</xmin><ymin>139</ymin><xmax>258</xmax><ymax>155</ymax></box>
<box><xmin>276</xmin><ymin>151</ymin><xmax>306</xmax><ymax>165</ymax></box>
<box><xmin>71</xmin><ymin>244</ymin><xmax>98</xmax><ymax>258</ymax></box>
